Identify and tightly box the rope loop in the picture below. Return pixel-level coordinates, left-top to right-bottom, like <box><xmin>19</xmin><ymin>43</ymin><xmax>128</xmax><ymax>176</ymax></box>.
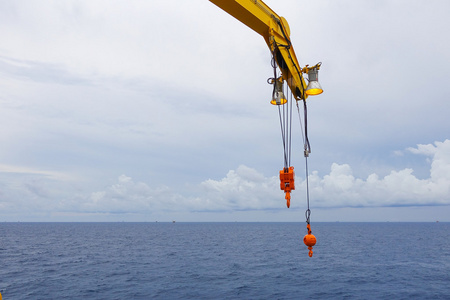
<box><xmin>305</xmin><ymin>208</ymin><xmax>311</xmax><ymax>224</ymax></box>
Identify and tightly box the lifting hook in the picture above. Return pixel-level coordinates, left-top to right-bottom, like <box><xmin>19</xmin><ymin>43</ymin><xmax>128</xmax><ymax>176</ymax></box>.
<box><xmin>285</xmin><ymin>192</ymin><xmax>290</xmax><ymax>208</ymax></box>
<box><xmin>279</xmin><ymin>166</ymin><xmax>295</xmax><ymax>208</ymax></box>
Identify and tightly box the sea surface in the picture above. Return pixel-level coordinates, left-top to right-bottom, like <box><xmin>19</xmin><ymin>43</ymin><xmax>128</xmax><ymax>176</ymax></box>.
<box><xmin>0</xmin><ymin>222</ymin><xmax>449</xmax><ymax>299</ymax></box>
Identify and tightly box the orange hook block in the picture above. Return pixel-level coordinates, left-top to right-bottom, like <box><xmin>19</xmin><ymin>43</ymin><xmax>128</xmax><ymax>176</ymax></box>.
<box><xmin>279</xmin><ymin>166</ymin><xmax>295</xmax><ymax>208</ymax></box>
<box><xmin>303</xmin><ymin>224</ymin><xmax>316</xmax><ymax>257</ymax></box>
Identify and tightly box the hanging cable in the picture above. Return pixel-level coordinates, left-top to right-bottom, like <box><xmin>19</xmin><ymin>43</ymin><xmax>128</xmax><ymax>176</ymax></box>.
<box><xmin>305</xmin><ymin>153</ymin><xmax>311</xmax><ymax>224</ymax></box>
<box><xmin>300</xmin><ymin>95</ymin><xmax>311</xmax><ymax>224</ymax></box>
<box><xmin>297</xmin><ymin>96</ymin><xmax>316</xmax><ymax>256</ymax></box>
<box><xmin>303</xmin><ymin>100</ymin><xmax>311</xmax><ymax>156</ymax></box>
<box><xmin>269</xmin><ymin>47</ymin><xmax>295</xmax><ymax>208</ymax></box>
<box><xmin>303</xmin><ymin>99</ymin><xmax>311</xmax><ymax>224</ymax></box>
<box><xmin>298</xmin><ymin>78</ymin><xmax>316</xmax><ymax>257</ymax></box>
<box><xmin>278</xmin><ymin>105</ymin><xmax>288</xmax><ymax>168</ymax></box>
<box><xmin>295</xmin><ymin>100</ymin><xmax>310</xmax><ymax>224</ymax></box>
<box><xmin>288</xmin><ymin>81</ymin><xmax>293</xmax><ymax>167</ymax></box>
<box><xmin>271</xmin><ymin>50</ymin><xmax>289</xmax><ymax>169</ymax></box>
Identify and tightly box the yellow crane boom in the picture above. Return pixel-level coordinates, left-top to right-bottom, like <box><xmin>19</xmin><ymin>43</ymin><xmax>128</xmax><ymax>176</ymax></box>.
<box><xmin>209</xmin><ymin>0</ymin><xmax>309</xmax><ymax>100</ymax></box>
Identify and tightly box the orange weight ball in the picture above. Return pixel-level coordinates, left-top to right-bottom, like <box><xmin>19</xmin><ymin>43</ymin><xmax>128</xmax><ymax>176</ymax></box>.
<box><xmin>303</xmin><ymin>233</ymin><xmax>316</xmax><ymax>247</ymax></box>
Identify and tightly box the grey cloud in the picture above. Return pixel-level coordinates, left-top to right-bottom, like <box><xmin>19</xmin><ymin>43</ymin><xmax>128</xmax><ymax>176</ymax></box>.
<box><xmin>0</xmin><ymin>56</ymin><xmax>92</xmax><ymax>85</ymax></box>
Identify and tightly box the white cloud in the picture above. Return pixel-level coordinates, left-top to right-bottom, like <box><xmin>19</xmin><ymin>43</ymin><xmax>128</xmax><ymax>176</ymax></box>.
<box><xmin>0</xmin><ymin>164</ymin><xmax>73</xmax><ymax>181</ymax></box>
<box><xmin>191</xmin><ymin>140</ymin><xmax>449</xmax><ymax>211</ymax></box>
<box><xmin>0</xmin><ymin>140</ymin><xmax>449</xmax><ymax>220</ymax></box>
<box><xmin>73</xmin><ymin>166</ymin><xmax>279</xmax><ymax>214</ymax></box>
<box><xmin>200</xmin><ymin>165</ymin><xmax>279</xmax><ymax>210</ymax></box>
<box><xmin>52</xmin><ymin>139</ymin><xmax>449</xmax><ymax>216</ymax></box>
<box><xmin>407</xmin><ymin>144</ymin><xmax>437</xmax><ymax>157</ymax></box>
<box><xmin>305</xmin><ymin>140</ymin><xmax>450</xmax><ymax>207</ymax></box>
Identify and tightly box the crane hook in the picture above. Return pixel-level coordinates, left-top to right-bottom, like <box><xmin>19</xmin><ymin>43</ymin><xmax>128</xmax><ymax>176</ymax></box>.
<box><xmin>279</xmin><ymin>166</ymin><xmax>295</xmax><ymax>208</ymax></box>
<box><xmin>285</xmin><ymin>192</ymin><xmax>290</xmax><ymax>208</ymax></box>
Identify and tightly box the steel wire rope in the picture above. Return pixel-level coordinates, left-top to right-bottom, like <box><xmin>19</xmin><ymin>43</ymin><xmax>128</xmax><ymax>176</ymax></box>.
<box><xmin>295</xmin><ymin>100</ymin><xmax>310</xmax><ymax>223</ymax></box>
<box><xmin>288</xmin><ymin>81</ymin><xmax>293</xmax><ymax>167</ymax></box>
<box><xmin>296</xmin><ymin>102</ymin><xmax>305</xmax><ymax>148</ymax></box>
<box><xmin>300</xmin><ymin>87</ymin><xmax>312</xmax><ymax>224</ymax></box>
<box><xmin>270</xmin><ymin>48</ymin><xmax>290</xmax><ymax>169</ymax></box>
<box><xmin>278</xmin><ymin>107</ymin><xmax>288</xmax><ymax>168</ymax></box>
<box><xmin>275</xmin><ymin>19</ymin><xmax>313</xmax><ymax>224</ymax></box>
<box><xmin>283</xmin><ymin>86</ymin><xmax>288</xmax><ymax>167</ymax></box>
<box><xmin>304</xmin><ymin>150</ymin><xmax>311</xmax><ymax>224</ymax></box>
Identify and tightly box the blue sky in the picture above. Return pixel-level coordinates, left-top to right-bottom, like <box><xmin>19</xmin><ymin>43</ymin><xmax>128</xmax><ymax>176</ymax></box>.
<box><xmin>0</xmin><ymin>0</ymin><xmax>449</xmax><ymax>222</ymax></box>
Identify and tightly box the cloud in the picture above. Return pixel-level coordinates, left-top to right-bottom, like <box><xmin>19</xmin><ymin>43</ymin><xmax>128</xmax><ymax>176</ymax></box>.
<box><xmin>49</xmin><ymin>140</ymin><xmax>448</xmax><ymax>216</ymax></box>
<box><xmin>75</xmin><ymin>166</ymin><xmax>280</xmax><ymax>214</ymax></box>
<box><xmin>300</xmin><ymin>140</ymin><xmax>450</xmax><ymax>208</ymax></box>
<box><xmin>1</xmin><ymin>135</ymin><xmax>449</xmax><ymax>220</ymax></box>
<box><xmin>193</xmin><ymin>140</ymin><xmax>450</xmax><ymax>210</ymax></box>
<box><xmin>200</xmin><ymin>165</ymin><xmax>280</xmax><ymax>211</ymax></box>
<box><xmin>0</xmin><ymin>56</ymin><xmax>91</xmax><ymax>85</ymax></box>
<box><xmin>0</xmin><ymin>164</ymin><xmax>73</xmax><ymax>181</ymax></box>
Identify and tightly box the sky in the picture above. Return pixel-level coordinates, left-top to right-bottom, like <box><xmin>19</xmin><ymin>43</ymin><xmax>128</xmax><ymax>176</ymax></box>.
<box><xmin>0</xmin><ymin>0</ymin><xmax>449</xmax><ymax>222</ymax></box>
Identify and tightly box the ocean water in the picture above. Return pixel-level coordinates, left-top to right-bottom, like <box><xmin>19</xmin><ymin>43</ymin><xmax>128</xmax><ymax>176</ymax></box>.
<box><xmin>0</xmin><ymin>222</ymin><xmax>449</xmax><ymax>299</ymax></box>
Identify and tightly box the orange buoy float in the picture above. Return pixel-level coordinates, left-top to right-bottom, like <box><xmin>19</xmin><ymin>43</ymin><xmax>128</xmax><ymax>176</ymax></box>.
<box><xmin>303</xmin><ymin>223</ymin><xmax>316</xmax><ymax>257</ymax></box>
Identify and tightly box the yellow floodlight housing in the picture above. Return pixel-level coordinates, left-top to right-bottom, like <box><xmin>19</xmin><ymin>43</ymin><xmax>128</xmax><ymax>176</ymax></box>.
<box><xmin>304</xmin><ymin>63</ymin><xmax>323</xmax><ymax>96</ymax></box>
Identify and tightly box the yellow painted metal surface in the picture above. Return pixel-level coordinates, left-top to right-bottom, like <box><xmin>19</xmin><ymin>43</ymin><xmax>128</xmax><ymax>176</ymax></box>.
<box><xmin>210</xmin><ymin>0</ymin><xmax>279</xmax><ymax>38</ymax></box>
<box><xmin>209</xmin><ymin>0</ymin><xmax>308</xmax><ymax>100</ymax></box>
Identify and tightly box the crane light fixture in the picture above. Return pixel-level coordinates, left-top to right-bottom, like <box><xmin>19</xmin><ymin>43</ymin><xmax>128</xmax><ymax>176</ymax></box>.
<box><xmin>270</xmin><ymin>78</ymin><xmax>287</xmax><ymax>105</ymax></box>
<box><xmin>305</xmin><ymin>64</ymin><xmax>323</xmax><ymax>96</ymax></box>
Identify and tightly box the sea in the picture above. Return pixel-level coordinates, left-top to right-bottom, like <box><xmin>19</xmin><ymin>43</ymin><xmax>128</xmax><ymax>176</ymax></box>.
<box><xmin>0</xmin><ymin>222</ymin><xmax>449</xmax><ymax>299</ymax></box>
